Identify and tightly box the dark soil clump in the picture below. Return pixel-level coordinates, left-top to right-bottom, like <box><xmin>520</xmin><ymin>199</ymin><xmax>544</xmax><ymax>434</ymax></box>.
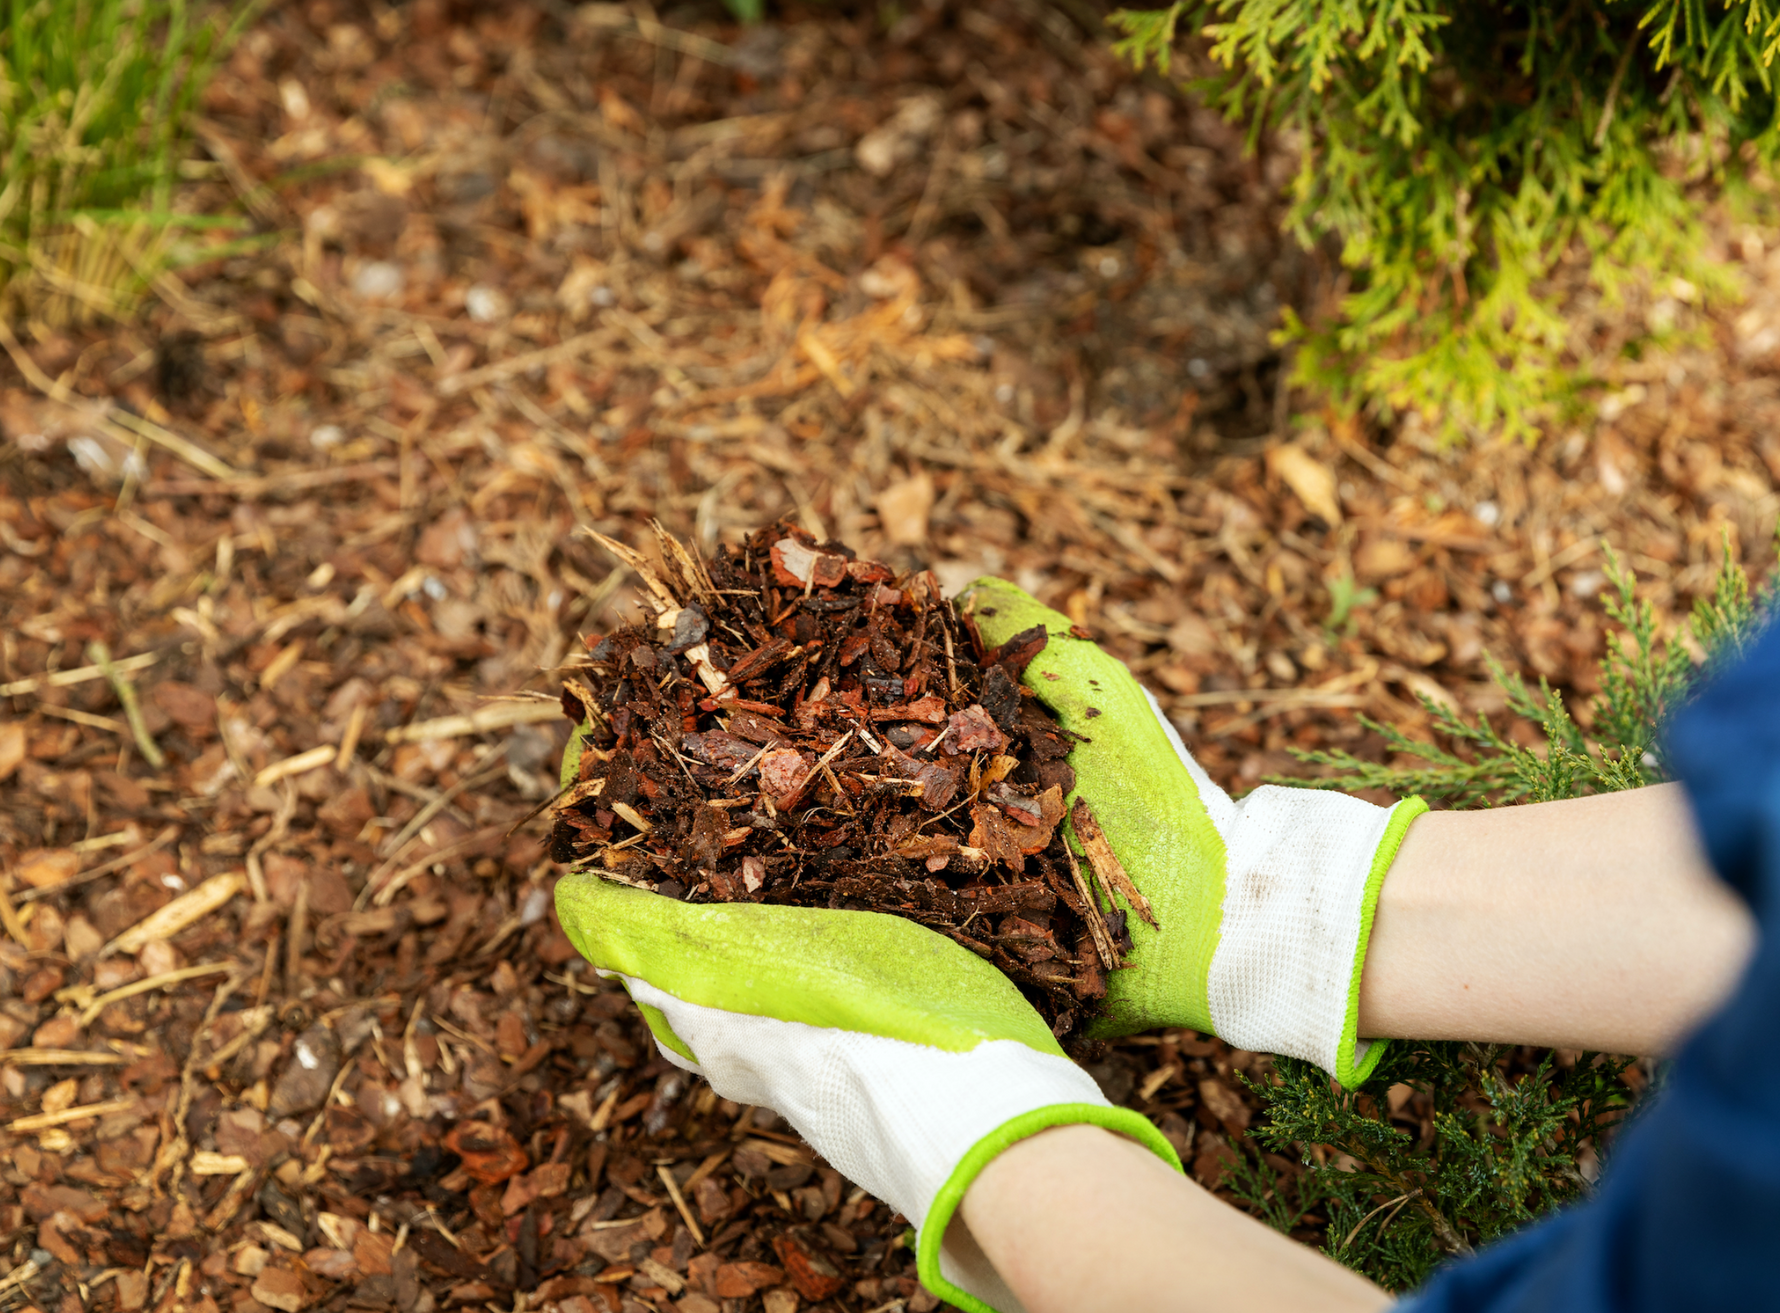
<box><xmin>551</xmin><ymin>523</ymin><xmax>1135</xmax><ymax>1037</ymax></box>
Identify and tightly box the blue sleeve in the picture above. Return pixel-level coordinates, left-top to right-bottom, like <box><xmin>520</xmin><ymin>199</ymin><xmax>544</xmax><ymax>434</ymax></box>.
<box><xmin>1400</xmin><ymin>624</ymin><xmax>1780</xmax><ymax>1313</ymax></box>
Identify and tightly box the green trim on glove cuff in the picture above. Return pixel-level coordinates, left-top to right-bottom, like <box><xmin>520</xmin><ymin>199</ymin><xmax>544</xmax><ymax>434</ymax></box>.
<box><xmin>1333</xmin><ymin>796</ymin><xmax>1429</xmax><ymax>1088</ymax></box>
<box><xmin>555</xmin><ymin>873</ymin><xmax>1067</xmax><ymax>1057</ymax></box>
<box><xmin>916</xmin><ymin>1104</ymin><xmax>1185</xmax><ymax>1313</ymax></box>
<box><xmin>963</xmin><ymin>578</ymin><xmax>1227</xmax><ymax>1036</ymax></box>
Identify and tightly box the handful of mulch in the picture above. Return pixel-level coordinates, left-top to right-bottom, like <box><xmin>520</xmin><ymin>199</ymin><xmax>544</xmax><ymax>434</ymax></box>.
<box><xmin>551</xmin><ymin>522</ymin><xmax>1152</xmax><ymax>1036</ymax></box>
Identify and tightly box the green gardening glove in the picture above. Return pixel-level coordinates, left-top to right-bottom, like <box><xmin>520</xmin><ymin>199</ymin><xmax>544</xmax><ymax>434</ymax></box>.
<box><xmin>554</xmin><ymin>872</ymin><xmax>1180</xmax><ymax>1313</ymax></box>
<box><xmin>962</xmin><ymin>579</ymin><xmax>1425</xmax><ymax>1086</ymax></box>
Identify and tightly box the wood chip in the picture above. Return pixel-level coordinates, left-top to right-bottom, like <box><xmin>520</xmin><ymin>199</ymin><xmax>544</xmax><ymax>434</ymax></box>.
<box><xmin>1069</xmin><ymin>797</ymin><xmax>1158</xmax><ymax>929</ymax></box>
<box><xmin>103</xmin><ymin>871</ymin><xmax>246</xmax><ymax>957</ymax></box>
<box><xmin>253</xmin><ymin>744</ymin><xmax>337</xmax><ymax>788</ymax></box>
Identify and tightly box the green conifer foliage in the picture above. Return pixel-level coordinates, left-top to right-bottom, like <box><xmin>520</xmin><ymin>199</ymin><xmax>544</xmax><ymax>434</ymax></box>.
<box><xmin>1109</xmin><ymin>0</ymin><xmax>1780</xmax><ymax>439</ymax></box>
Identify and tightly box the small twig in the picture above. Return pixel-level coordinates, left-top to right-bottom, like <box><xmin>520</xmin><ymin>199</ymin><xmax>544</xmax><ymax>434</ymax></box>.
<box><xmin>0</xmin><ymin>649</ymin><xmax>160</xmax><ymax>698</ymax></box>
<box><xmin>68</xmin><ymin>961</ymin><xmax>233</xmax><ymax>1026</ymax></box>
<box><xmin>374</xmin><ymin>745</ymin><xmax>509</xmax><ymax>860</ymax></box>
<box><xmin>656</xmin><ymin>1163</ymin><xmax>706</xmax><ymax>1246</ymax></box>
<box><xmin>87</xmin><ymin>640</ymin><xmax>164</xmax><ymax>768</ymax></box>
<box><xmin>7</xmin><ymin>1096</ymin><xmax>138</xmax><ymax>1133</ymax></box>
<box><xmin>103</xmin><ymin>871</ymin><xmax>245</xmax><ymax>957</ymax></box>
<box><xmin>384</xmin><ymin>701</ymin><xmax>562</xmax><ymax>743</ymax></box>
<box><xmin>0</xmin><ymin>1049</ymin><xmax>128</xmax><ymax>1067</ymax></box>
<box><xmin>1594</xmin><ymin>36</ymin><xmax>1637</xmax><ymax>148</ymax></box>
<box><xmin>1340</xmin><ymin>1189</ymin><xmax>1420</xmax><ymax>1253</ymax></box>
<box><xmin>1061</xmin><ymin>839</ymin><xmax>1119</xmax><ymax>970</ymax></box>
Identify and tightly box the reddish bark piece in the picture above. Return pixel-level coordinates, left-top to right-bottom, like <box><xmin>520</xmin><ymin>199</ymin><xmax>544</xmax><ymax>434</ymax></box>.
<box><xmin>37</xmin><ymin>1212</ymin><xmax>85</xmax><ymax>1266</ymax></box>
<box><xmin>443</xmin><ymin>1120</ymin><xmax>529</xmax><ymax>1184</ymax></box>
<box><xmin>32</xmin><ymin>1013</ymin><xmax>81</xmax><ymax>1048</ymax></box>
<box><xmin>353</xmin><ymin>1231</ymin><xmax>394</xmax><ymax>1277</ymax></box>
<box><xmin>714</xmin><ymin>1262</ymin><xmax>786</xmax><ymax>1298</ymax></box>
<box><xmin>1198</xmin><ymin>1076</ymin><xmax>1252</xmax><ymax>1134</ymax></box>
<box><xmin>757</xmin><ymin>748</ymin><xmax>811</xmax><ymax>797</ymax></box>
<box><xmin>871</xmin><ymin>694</ymin><xmax>947</xmax><ymax>723</ymax></box>
<box><xmin>769</xmin><ymin>538</ymin><xmax>847</xmax><ymax>589</ymax></box>
<box><xmin>679</xmin><ymin>731</ymin><xmax>760</xmax><ymax>771</ymax></box>
<box><xmin>251</xmin><ymin>1268</ymin><xmax>310</xmax><ymax>1312</ymax></box>
<box><xmin>946</xmin><ymin>704</ymin><xmax>1006</xmax><ymax>752</ymax></box>
<box><xmin>771</xmin><ymin>1235</ymin><xmax>845</xmax><ymax>1301</ymax></box>
<box><xmin>304</xmin><ymin>1248</ymin><xmax>359</xmax><ymax>1280</ymax></box>
<box><xmin>986</xmin><ymin>623</ymin><xmax>1049</xmax><ymax>677</ymax></box>
<box><xmin>692</xmin><ymin>1174</ymin><xmax>733</xmax><ymax>1224</ymax></box>
<box><xmin>845</xmin><ymin>559</ymin><xmax>894</xmax><ymax>584</ymax></box>
<box><xmin>152</xmin><ymin>680</ymin><xmax>217</xmax><ymax>729</ymax></box>
<box><xmin>22</xmin><ymin>1185</ymin><xmax>106</xmax><ymax>1223</ymax></box>
<box><xmin>17</xmin><ymin>848</ymin><xmax>78</xmax><ymax>889</ymax></box>
<box><xmin>722</xmin><ymin>639</ymin><xmax>792</xmax><ymax>684</ymax></box>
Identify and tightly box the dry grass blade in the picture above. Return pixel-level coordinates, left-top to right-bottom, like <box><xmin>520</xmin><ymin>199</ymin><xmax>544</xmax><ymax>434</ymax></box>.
<box><xmin>583</xmin><ymin>527</ymin><xmax>680</xmax><ymax>611</ymax></box>
<box><xmin>0</xmin><ymin>649</ymin><xmax>159</xmax><ymax>697</ymax></box>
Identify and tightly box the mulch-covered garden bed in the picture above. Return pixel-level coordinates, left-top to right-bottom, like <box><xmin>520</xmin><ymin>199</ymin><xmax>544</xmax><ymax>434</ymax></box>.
<box><xmin>1</xmin><ymin>1</ymin><xmax>1776</xmax><ymax>1312</ymax></box>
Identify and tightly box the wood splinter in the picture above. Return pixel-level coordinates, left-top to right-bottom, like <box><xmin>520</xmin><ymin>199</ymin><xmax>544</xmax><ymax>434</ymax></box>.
<box><xmin>1069</xmin><ymin>797</ymin><xmax>1159</xmax><ymax>930</ymax></box>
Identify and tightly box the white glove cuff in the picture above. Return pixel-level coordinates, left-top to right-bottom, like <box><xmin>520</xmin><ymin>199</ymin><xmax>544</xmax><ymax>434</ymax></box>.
<box><xmin>1206</xmin><ymin>787</ymin><xmax>1424</xmax><ymax>1083</ymax></box>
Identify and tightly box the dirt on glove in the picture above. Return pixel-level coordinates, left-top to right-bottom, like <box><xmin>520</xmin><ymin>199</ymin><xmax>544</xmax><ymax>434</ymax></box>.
<box><xmin>550</xmin><ymin>522</ymin><xmax>1151</xmax><ymax>1037</ymax></box>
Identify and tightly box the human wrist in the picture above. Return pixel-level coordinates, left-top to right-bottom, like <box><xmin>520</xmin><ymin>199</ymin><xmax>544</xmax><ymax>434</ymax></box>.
<box><xmin>920</xmin><ymin>1105</ymin><xmax>1181</xmax><ymax>1313</ymax></box>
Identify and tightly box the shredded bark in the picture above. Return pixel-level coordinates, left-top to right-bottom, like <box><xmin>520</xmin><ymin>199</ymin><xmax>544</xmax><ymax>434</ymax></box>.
<box><xmin>551</xmin><ymin>522</ymin><xmax>1130</xmax><ymax>1035</ymax></box>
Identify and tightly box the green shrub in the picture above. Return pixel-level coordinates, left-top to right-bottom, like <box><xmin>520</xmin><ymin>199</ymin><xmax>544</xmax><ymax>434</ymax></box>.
<box><xmin>0</xmin><ymin>0</ymin><xmax>255</xmax><ymax>327</ymax></box>
<box><xmin>1109</xmin><ymin>0</ymin><xmax>1779</xmax><ymax>441</ymax></box>
<box><xmin>1223</xmin><ymin>542</ymin><xmax>1771</xmax><ymax>1288</ymax></box>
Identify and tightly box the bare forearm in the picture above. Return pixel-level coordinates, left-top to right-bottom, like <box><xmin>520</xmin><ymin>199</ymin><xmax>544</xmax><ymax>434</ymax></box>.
<box><xmin>1360</xmin><ymin>783</ymin><xmax>1757</xmax><ymax>1054</ymax></box>
<box><xmin>956</xmin><ymin>1125</ymin><xmax>1390</xmax><ymax>1313</ymax></box>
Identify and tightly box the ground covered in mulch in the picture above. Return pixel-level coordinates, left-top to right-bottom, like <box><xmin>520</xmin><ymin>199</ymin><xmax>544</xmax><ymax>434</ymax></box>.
<box><xmin>3</xmin><ymin>1</ymin><xmax>1779</xmax><ymax>1312</ymax></box>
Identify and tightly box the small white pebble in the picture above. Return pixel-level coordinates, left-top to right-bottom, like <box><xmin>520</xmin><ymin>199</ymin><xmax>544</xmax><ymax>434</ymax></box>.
<box><xmin>1569</xmin><ymin>570</ymin><xmax>1605</xmax><ymax>600</ymax></box>
<box><xmin>465</xmin><ymin>284</ymin><xmax>506</xmax><ymax>323</ymax></box>
<box><xmin>591</xmin><ymin>286</ymin><xmax>615</xmax><ymax>307</ymax></box>
<box><xmin>1474</xmin><ymin>500</ymin><xmax>1501</xmax><ymax>527</ymax></box>
<box><xmin>994</xmin><ymin>383</ymin><xmax>1016</xmax><ymax>404</ymax></box>
<box><xmin>351</xmin><ymin>261</ymin><xmax>404</xmax><ymax>300</ymax></box>
<box><xmin>1492</xmin><ymin>579</ymin><xmax>1513</xmax><ymax>603</ymax></box>
<box><xmin>310</xmin><ymin>424</ymin><xmax>345</xmax><ymax>450</ymax></box>
<box><xmin>1097</xmin><ymin>254</ymin><xmax>1121</xmax><ymax>278</ymax></box>
<box><xmin>422</xmin><ymin>575</ymin><xmax>448</xmax><ymax>601</ymax></box>
<box><xmin>295</xmin><ymin>1040</ymin><xmax>318</xmax><ymax>1070</ymax></box>
<box><xmin>1187</xmin><ymin>358</ymin><xmax>1211</xmax><ymax>379</ymax></box>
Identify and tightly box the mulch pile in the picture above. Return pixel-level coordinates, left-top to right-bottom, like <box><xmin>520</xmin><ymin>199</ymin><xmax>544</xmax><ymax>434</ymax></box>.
<box><xmin>1</xmin><ymin>0</ymin><xmax>1775</xmax><ymax>1311</ymax></box>
<box><xmin>552</xmin><ymin>521</ymin><xmax>1146</xmax><ymax>1035</ymax></box>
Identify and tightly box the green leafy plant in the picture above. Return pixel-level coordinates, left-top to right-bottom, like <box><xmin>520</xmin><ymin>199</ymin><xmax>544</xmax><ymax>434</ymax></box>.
<box><xmin>1219</xmin><ymin>540</ymin><xmax>1770</xmax><ymax>1288</ymax></box>
<box><xmin>1324</xmin><ymin>568</ymin><xmax>1379</xmax><ymax>636</ymax></box>
<box><xmin>0</xmin><ymin>0</ymin><xmax>257</xmax><ymax>327</ymax></box>
<box><xmin>1108</xmin><ymin>0</ymin><xmax>1776</xmax><ymax>441</ymax></box>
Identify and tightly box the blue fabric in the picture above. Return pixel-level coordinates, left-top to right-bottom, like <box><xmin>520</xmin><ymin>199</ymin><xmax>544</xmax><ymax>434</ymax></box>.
<box><xmin>1402</xmin><ymin>621</ymin><xmax>1780</xmax><ymax>1313</ymax></box>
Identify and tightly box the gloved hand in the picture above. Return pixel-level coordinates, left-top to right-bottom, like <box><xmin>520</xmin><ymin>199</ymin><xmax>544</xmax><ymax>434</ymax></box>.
<box><xmin>962</xmin><ymin>578</ymin><xmax>1426</xmax><ymax>1087</ymax></box>
<box><xmin>554</xmin><ymin>873</ymin><xmax>1181</xmax><ymax>1313</ymax></box>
